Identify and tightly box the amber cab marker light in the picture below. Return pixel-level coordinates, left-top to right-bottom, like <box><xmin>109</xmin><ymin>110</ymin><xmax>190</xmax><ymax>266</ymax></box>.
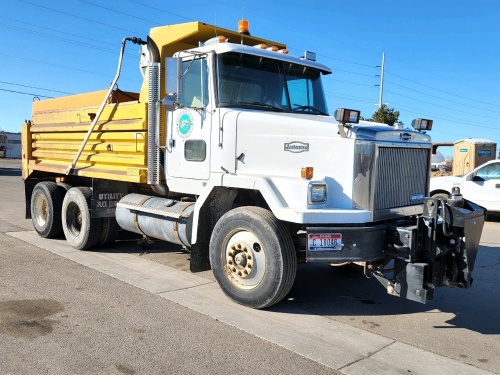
<box><xmin>301</xmin><ymin>167</ymin><xmax>314</xmax><ymax>179</ymax></box>
<box><xmin>238</xmin><ymin>20</ymin><xmax>250</xmax><ymax>35</ymax></box>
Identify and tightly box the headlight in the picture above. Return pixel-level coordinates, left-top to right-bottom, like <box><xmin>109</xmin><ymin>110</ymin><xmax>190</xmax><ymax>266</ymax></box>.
<box><xmin>411</xmin><ymin>118</ymin><xmax>433</xmax><ymax>131</ymax></box>
<box><xmin>334</xmin><ymin>108</ymin><xmax>360</xmax><ymax>124</ymax></box>
<box><xmin>308</xmin><ymin>182</ymin><xmax>327</xmax><ymax>205</ymax></box>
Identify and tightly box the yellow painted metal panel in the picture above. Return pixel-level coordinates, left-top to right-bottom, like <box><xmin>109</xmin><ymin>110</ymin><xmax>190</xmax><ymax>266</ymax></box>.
<box><xmin>21</xmin><ymin>123</ymin><xmax>32</xmax><ymax>180</ymax></box>
<box><xmin>31</xmin><ymin>149</ymin><xmax>146</xmax><ymax>166</ymax></box>
<box><xmin>32</xmin><ymin>90</ymin><xmax>139</xmax><ymax>112</ymax></box>
<box><xmin>29</xmin><ymin>119</ymin><xmax>146</xmax><ymax>133</ymax></box>
<box><xmin>32</xmin><ymin>101</ymin><xmax>146</xmax><ymax>126</ymax></box>
<box><xmin>149</xmin><ymin>21</ymin><xmax>286</xmax><ymax>59</ymax></box>
<box><xmin>32</xmin><ymin>141</ymin><xmax>145</xmax><ymax>154</ymax></box>
<box><xmin>32</xmin><ymin>131</ymin><xmax>146</xmax><ymax>141</ymax></box>
<box><xmin>27</xmin><ymin>160</ymin><xmax>147</xmax><ymax>183</ymax></box>
<box><xmin>27</xmin><ymin>98</ymin><xmax>149</xmax><ymax>182</ymax></box>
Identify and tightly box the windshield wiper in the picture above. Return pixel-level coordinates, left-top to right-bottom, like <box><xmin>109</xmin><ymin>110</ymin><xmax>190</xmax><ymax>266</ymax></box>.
<box><xmin>224</xmin><ymin>101</ymin><xmax>283</xmax><ymax>112</ymax></box>
<box><xmin>293</xmin><ymin>104</ymin><xmax>327</xmax><ymax>115</ymax></box>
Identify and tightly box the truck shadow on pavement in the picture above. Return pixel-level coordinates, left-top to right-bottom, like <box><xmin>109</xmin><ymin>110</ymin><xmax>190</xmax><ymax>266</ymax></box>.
<box><xmin>280</xmin><ymin>245</ymin><xmax>500</xmax><ymax>336</ymax></box>
<box><xmin>86</xmin><ymin>231</ymin><xmax>500</xmax><ymax>336</ymax></box>
<box><xmin>0</xmin><ymin>167</ymin><xmax>21</xmax><ymax>176</ymax></box>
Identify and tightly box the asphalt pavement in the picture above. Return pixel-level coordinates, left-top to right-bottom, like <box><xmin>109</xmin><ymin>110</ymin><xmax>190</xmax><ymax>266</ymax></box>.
<box><xmin>1</xmin><ymin>158</ymin><xmax>499</xmax><ymax>375</ymax></box>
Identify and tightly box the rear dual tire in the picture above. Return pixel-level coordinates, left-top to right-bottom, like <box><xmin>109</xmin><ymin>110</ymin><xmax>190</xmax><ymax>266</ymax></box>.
<box><xmin>31</xmin><ymin>181</ymin><xmax>66</xmax><ymax>238</ymax></box>
<box><xmin>62</xmin><ymin>187</ymin><xmax>103</xmax><ymax>250</ymax></box>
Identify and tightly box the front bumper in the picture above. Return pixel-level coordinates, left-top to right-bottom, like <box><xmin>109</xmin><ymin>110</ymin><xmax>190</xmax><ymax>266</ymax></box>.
<box><xmin>305</xmin><ymin>196</ymin><xmax>486</xmax><ymax>304</ymax></box>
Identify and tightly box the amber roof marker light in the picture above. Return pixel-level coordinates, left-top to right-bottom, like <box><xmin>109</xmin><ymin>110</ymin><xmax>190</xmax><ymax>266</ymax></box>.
<box><xmin>238</xmin><ymin>20</ymin><xmax>250</xmax><ymax>35</ymax></box>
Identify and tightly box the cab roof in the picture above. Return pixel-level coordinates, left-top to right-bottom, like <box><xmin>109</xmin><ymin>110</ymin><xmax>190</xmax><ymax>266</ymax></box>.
<box><xmin>149</xmin><ymin>21</ymin><xmax>287</xmax><ymax>59</ymax></box>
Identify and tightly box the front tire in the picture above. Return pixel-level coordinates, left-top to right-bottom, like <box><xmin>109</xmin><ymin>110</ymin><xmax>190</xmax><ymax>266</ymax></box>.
<box><xmin>209</xmin><ymin>206</ymin><xmax>296</xmax><ymax>309</ymax></box>
<box><xmin>31</xmin><ymin>181</ymin><xmax>66</xmax><ymax>238</ymax></box>
<box><xmin>62</xmin><ymin>187</ymin><xmax>102</xmax><ymax>250</ymax></box>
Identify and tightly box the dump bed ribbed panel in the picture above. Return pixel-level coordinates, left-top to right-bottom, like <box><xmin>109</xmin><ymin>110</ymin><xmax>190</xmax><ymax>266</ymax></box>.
<box><xmin>26</xmin><ymin>97</ymin><xmax>148</xmax><ymax>183</ymax></box>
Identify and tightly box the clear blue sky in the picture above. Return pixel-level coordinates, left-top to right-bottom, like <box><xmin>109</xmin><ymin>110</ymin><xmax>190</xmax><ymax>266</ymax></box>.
<box><xmin>1</xmin><ymin>0</ymin><xmax>499</xmax><ymax>157</ymax></box>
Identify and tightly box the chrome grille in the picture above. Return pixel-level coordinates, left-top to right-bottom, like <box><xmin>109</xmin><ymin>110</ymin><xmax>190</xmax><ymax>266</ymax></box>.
<box><xmin>374</xmin><ymin>147</ymin><xmax>430</xmax><ymax>211</ymax></box>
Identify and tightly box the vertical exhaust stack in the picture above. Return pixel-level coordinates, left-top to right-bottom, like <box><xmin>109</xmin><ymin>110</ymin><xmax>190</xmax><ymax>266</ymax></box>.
<box><xmin>146</xmin><ymin>37</ymin><xmax>168</xmax><ymax>195</ymax></box>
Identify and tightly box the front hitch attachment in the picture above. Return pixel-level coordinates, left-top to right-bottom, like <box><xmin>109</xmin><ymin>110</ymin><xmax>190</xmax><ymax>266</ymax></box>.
<box><xmin>374</xmin><ymin>188</ymin><xmax>486</xmax><ymax>304</ymax></box>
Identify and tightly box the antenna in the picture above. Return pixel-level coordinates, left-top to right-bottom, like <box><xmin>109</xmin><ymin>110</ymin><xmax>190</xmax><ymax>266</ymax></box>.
<box><xmin>241</xmin><ymin>6</ymin><xmax>244</xmax><ymax>44</ymax></box>
<box><xmin>214</xmin><ymin>13</ymin><xmax>217</xmax><ymax>36</ymax></box>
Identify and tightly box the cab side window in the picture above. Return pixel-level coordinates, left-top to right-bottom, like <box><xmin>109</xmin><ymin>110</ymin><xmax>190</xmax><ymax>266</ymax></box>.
<box><xmin>476</xmin><ymin>163</ymin><xmax>500</xmax><ymax>181</ymax></box>
<box><xmin>178</xmin><ymin>58</ymin><xmax>209</xmax><ymax>108</ymax></box>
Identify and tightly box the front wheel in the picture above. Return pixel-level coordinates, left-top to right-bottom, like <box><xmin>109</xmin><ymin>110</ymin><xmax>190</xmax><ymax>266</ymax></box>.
<box><xmin>209</xmin><ymin>206</ymin><xmax>297</xmax><ymax>309</ymax></box>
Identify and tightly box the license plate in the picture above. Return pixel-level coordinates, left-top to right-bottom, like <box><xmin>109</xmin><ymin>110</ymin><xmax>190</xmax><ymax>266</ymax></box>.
<box><xmin>308</xmin><ymin>233</ymin><xmax>342</xmax><ymax>251</ymax></box>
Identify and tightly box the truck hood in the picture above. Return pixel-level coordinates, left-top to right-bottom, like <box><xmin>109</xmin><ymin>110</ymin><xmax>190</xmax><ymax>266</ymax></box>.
<box><xmin>221</xmin><ymin>110</ymin><xmax>431</xmax><ymax>210</ymax></box>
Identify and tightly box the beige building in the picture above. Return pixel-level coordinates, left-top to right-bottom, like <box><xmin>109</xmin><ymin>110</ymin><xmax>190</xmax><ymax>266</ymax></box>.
<box><xmin>0</xmin><ymin>132</ymin><xmax>21</xmax><ymax>158</ymax></box>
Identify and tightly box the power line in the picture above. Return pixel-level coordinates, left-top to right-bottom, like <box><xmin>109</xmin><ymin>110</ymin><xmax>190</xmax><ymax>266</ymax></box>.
<box><xmin>385</xmin><ymin>70</ymin><xmax>498</xmax><ymax>108</ymax></box>
<box><xmin>0</xmin><ymin>88</ymin><xmax>53</xmax><ymax>98</ymax></box>
<box><xmin>385</xmin><ymin>89</ymin><xmax>500</xmax><ymax>121</ymax></box>
<box><xmin>316</xmin><ymin>54</ymin><xmax>376</xmax><ymax>69</ymax></box>
<box><xmin>17</xmin><ymin>0</ymin><xmax>143</xmax><ymax>35</ymax></box>
<box><xmin>0</xmin><ymin>80</ymin><xmax>74</xmax><ymax>95</ymax></box>
<box><xmin>0</xmin><ymin>22</ymin><xmax>130</xmax><ymax>56</ymax></box>
<box><xmin>0</xmin><ymin>53</ymin><xmax>142</xmax><ymax>83</ymax></box>
<box><xmin>394</xmin><ymin>104</ymin><xmax>500</xmax><ymax>131</ymax></box>
<box><xmin>390</xmin><ymin>102</ymin><xmax>480</xmax><ymax>124</ymax></box>
<box><xmin>329</xmin><ymin>78</ymin><xmax>375</xmax><ymax>88</ymax></box>
<box><xmin>7</xmin><ymin>0</ymin><xmax>500</xmax><ymax>131</ymax></box>
<box><xmin>207</xmin><ymin>3</ymin><xmax>498</xmax><ymax>113</ymax></box>
<box><xmin>385</xmin><ymin>79</ymin><xmax>500</xmax><ymax>115</ymax></box>
<box><xmin>0</xmin><ymin>16</ymin><xmax>114</xmax><ymax>47</ymax></box>
<box><xmin>331</xmin><ymin>67</ymin><xmax>376</xmax><ymax>78</ymax></box>
<box><xmin>78</xmin><ymin>0</ymin><xmax>497</xmax><ymax>115</ymax></box>
<box><xmin>325</xmin><ymin>91</ymin><xmax>375</xmax><ymax>104</ymax></box>
<box><xmin>123</xmin><ymin>0</ymin><xmax>195</xmax><ymax>21</ymax></box>
<box><xmin>78</xmin><ymin>0</ymin><xmax>162</xmax><ymax>26</ymax></box>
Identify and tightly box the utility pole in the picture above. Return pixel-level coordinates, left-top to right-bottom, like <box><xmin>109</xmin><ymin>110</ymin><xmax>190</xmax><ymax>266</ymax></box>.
<box><xmin>375</xmin><ymin>52</ymin><xmax>385</xmax><ymax>108</ymax></box>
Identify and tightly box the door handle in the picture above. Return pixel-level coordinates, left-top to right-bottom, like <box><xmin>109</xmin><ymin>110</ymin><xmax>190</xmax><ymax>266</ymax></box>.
<box><xmin>496</xmin><ymin>184</ymin><xmax>500</xmax><ymax>189</ymax></box>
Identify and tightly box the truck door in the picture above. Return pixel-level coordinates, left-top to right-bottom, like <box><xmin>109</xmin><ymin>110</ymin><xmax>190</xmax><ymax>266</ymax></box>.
<box><xmin>166</xmin><ymin>56</ymin><xmax>211</xmax><ymax>180</ymax></box>
<box><xmin>462</xmin><ymin>161</ymin><xmax>500</xmax><ymax>211</ymax></box>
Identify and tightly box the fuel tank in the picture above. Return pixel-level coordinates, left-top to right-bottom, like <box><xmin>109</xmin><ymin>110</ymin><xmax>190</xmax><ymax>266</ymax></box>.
<box><xmin>116</xmin><ymin>193</ymin><xmax>194</xmax><ymax>247</ymax></box>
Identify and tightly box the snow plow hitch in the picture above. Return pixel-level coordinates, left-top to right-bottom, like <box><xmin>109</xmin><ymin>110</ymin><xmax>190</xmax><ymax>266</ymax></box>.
<box><xmin>373</xmin><ymin>189</ymin><xmax>486</xmax><ymax>304</ymax></box>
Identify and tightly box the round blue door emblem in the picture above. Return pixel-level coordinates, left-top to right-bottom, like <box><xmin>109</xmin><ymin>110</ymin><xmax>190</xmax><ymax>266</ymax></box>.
<box><xmin>177</xmin><ymin>111</ymin><xmax>194</xmax><ymax>138</ymax></box>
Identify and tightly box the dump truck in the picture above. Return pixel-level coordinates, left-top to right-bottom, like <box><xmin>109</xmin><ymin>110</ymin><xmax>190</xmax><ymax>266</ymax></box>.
<box><xmin>22</xmin><ymin>20</ymin><xmax>486</xmax><ymax>309</ymax></box>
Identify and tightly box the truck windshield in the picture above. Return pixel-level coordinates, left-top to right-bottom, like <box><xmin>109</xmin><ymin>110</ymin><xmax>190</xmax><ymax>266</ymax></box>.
<box><xmin>217</xmin><ymin>52</ymin><xmax>328</xmax><ymax>115</ymax></box>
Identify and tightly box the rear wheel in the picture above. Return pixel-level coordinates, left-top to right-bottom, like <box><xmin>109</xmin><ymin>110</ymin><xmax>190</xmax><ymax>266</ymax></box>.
<box><xmin>98</xmin><ymin>217</ymin><xmax>120</xmax><ymax>246</ymax></box>
<box><xmin>62</xmin><ymin>187</ymin><xmax>102</xmax><ymax>250</ymax></box>
<box><xmin>210</xmin><ymin>206</ymin><xmax>297</xmax><ymax>309</ymax></box>
<box><xmin>31</xmin><ymin>181</ymin><xmax>66</xmax><ymax>238</ymax></box>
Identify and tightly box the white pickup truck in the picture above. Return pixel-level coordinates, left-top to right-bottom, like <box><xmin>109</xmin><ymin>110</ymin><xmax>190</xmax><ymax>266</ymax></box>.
<box><xmin>430</xmin><ymin>159</ymin><xmax>500</xmax><ymax>212</ymax></box>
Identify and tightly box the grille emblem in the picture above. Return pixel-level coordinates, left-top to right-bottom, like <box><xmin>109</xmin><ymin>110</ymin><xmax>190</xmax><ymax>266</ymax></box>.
<box><xmin>284</xmin><ymin>141</ymin><xmax>309</xmax><ymax>153</ymax></box>
<box><xmin>400</xmin><ymin>133</ymin><xmax>412</xmax><ymax>141</ymax></box>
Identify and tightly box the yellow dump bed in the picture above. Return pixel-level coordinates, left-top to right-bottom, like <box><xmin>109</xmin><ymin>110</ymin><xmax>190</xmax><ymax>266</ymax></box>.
<box><xmin>23</xmin><ymin>90</ymin><xmax>149</xmax><ymax>183</ymax></box>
